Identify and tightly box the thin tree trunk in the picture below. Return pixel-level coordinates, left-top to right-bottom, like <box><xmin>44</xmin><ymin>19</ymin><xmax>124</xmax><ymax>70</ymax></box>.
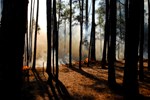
<box><xmin>32</xmin><ymin>0</ymin><xmax>39</xmax><ymax>70</ymax></box>
<box><xmin>69</xmin><ymin>0</ymin><xmax>72</xmax><ymax>67</ymax></box>
<box><xmin>64</xmin><ymin>19</ymin><xmax>66</xmax><ymax>54</ymax></box>
<box><xmin>26</xmin><ymin>32</ymin><xmax>29</xmax><ymax>66</ymax></box>
<box><xmin>58</xmin><ymin>0</ymin><xmax>61</xmax><ymax>33</ymax></box>
<box><xmin>53</xmin><ymin>0</ymin><xmax>59</xmax><ymax>82</ymax></box>
<box><xmin>46</xmin><ymin>0</ymin><xmax>52</xmax><ymax>80</ymax></box>
<box><xmin>148</xmin><ymin>0</ymin><xmax>150</xmax><ymax>70</ymax></box>
<box><xmin>29</xmin><ymin>0</ymin><xmax>35</xmax><ymax>64</ymax></box>
<box><xmin>101</xmin><ymin>0</ymin><xmax>110</xmax><ymax>68</ymax></box>
<box><xmin>53</xmin><ymin>0</ymin><xmax>55</xmax><ymax>74</ymax></box>
<box><xmin>118</xmin><ymin>0</ymin><xmax>122</xmax><ymax>60</ymax></box>
<box><xmin>139</xmin><ymin>0</ymin><xmax>144</xmax><ymax>81</ymax></box>
<box><xmin>124</xmin><ymin>0</ymin><xmax>128</xmax><ymax>60</ymax></box>
<box><xmin>79</xmin><ymin>0</ymin><xmax>84</xmax><ymax>69</ymax></box>
<box><xmin>85</xmin><ymin>0</ymin><xmax>88</xmax><ymax>27</ymax></box>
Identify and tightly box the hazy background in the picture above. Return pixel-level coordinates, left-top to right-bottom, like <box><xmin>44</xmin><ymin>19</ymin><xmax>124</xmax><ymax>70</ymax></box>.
<box><xmin>0</xmin><ymin>0</ymin><xmax>148</xmax><ymax>67</ymax></box>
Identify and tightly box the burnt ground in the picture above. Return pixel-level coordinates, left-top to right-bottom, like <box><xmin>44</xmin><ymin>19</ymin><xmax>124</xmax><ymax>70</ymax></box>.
<box><xmin>21</xmin><ymin>60</ymin><xmax>150</xmax><ymax>100</ymax></box>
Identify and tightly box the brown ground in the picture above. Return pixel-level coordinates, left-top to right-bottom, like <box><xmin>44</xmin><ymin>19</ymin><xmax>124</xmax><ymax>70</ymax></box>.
<box><xmin>21</xmin><ymin>60</ymin><xmax>150</xmax><ymax>100</ymax></box>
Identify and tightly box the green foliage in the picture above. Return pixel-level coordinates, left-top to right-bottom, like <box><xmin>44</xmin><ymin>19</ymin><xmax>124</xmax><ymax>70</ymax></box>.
<box><xmin>56</xmin><ymin>1</ymin><xmax>75</xmax><ymax>22</ymax></box>
<box><xmin>96</xmin><ymin>6</ymin><xmax>105</xmax><ymax>27</ymax></box>
<box><xmin>95</xmin><ymin>1</ymin><xmax>105</xmax><ymax>31</ymax></box>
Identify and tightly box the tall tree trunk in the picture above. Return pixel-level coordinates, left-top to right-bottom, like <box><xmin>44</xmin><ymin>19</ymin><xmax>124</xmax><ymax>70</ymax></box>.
<box><xmin>58</xmin><ymin>0</ymin><xmax>61</xmax><ymax>32</ymax></box>
<box><xmin>148</xmin><ymin>0</ymin><xmax>150</xmax><ymax>70</ymax></box>
<box><xmin>53</xmin><ymin>0</ymin><xmax>56</xmax><ymax>74</ymax></box>
<box><xmin>118</xmin><ymin>0</ymin><xmax>122</xmax><ymax>60</ymax></box>
<box><xmin>101</xmin><ymin>0</ymin><xmax>110</xmax><ymax>68</ymax></box>
<box><xmin>79</xmin><ymin>0</ymin><xmax>84</xmax><ymax>69</ymax></box>
<box><xmin>32</xmin><ymin>0</ymin><xmax>39</xmax><ymax>70</ymax></box>
<box><xmin>0</xmin><ymin>0</ymin><xmax>28</xmax><ymax>99</ymax></box>
<box><xmin>69</xmin><ymin>0</ymin><xmax>72</xmax><ymax>67</ymax></box>
<box><xmin>64</xmin><ymin>19</ymin><xmax>66</xmax><ymax>54</ymax></box>
<box><xmin>139</xmin><ymin>0</ymin><xmax>144</xmax><ymax>81</ymax></box>
<box><xmin>85</xmin><ymin>0</ymin><xmax>88</xmax><ymax>27</ymax></box>
<box><xmin>123</xmin><ymin>0</ymin><xmax>140</xmax><ymax>98</ymax></box>
<box><xmin>124</xmin><ymin>0</ymin><xmax>128</xmax><ymax>60</ymax></box>
<box><xmin>107</xmin><ymin>0</ymin><xmax>117</xmax><ymax>87</ymax></box>
<box><xmin>53</xmin><ymin>0</ymin><xmax>59</xmax><ymax>81</ymax></box>
<box><xmin>46</xmin><ymin>0</ymin><xmax>52</xmax><ymax>80</ymax></box>
<box><xmin>90</xmin><ymin>0</ymin><xmax>96</xmax><ymax>61</ymax></box>
<box><xmin>26</xmin><ymin>32</ymin><xmax>29</xmax><ymax>66</ymax></box>
<box><xmin>29</xmin><ymin>0</ymin><xmax>34</xmax><ymax>65</ymax></box>
<box><xmin>85</xmin><ymin>0</ymin><xmax>88</xmax><ymax>43</ymax></box>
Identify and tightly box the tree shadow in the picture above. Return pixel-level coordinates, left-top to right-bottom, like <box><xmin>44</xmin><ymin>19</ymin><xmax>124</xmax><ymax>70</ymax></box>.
<box><xmin>22</xmin><ymin>69</ymin><xmax>71</xmax><ymax>100</ymax></box>
<box><xmin>31</xmin><ymin>69</ymin><xmax>53</xmax><ymax>100</ymax></box>
<box><xmin>71</xmin><ymin>93</ymin><xmax>95</xmax><ymax>100</ymax></box>
<box><xmin>68</xmin><ymin>66</ymin><xmax>124</xmax><ymax>97</ymax></box>
<box><xmin>47</xmin><ymin>74</ymin><xmax>72</xmax><ymax>100</ymax></box>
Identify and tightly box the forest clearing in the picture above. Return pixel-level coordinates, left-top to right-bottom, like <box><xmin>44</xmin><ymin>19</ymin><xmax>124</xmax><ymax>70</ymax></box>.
<box><xmin>21</xmin><ymin>60</ymin><xmax>150</xmax><ymax>100</ymax></box>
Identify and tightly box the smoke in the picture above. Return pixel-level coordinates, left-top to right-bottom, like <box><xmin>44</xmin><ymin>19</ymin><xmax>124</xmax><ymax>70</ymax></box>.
<box><xmin>58</xmin><ymin>25</ymin><xmax>89</xmax><ymax>62</ymax></box>
<box><xmin>36</xmin><ymin>30</ymin><xmax>47</xmax><ymax>67</ymax></box>
<box><xmin>35</xmin><ymin>23</ymin><xmax>107</xmax><ymax>67</ymax></box>
<box><xmin>25</xmin><ymin>23</ymin><xmax>134</xmax><ymax>68</ymax></box>
<box><xmin>12</xmin><ymin>0</ymin><xmax>150</xmax><ymax>68</ymax></box>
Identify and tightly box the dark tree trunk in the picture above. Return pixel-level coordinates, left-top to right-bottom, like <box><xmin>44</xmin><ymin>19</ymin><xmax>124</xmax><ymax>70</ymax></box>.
<box><xmin>85</xmin><ymin>0</ymin><xmax>88</xmax><ymax>65</ymax></box>
<box><xmin>32</xmin><ymin>0</ymin><xmax>39</xmax><ymax>70</ymax></box>
<box><xmin>101</xmin><ymin>0</ymin><xmax>110</xmax><ymax>68</ymax></box>
<box><xmin>123</xmin><ymin>0</ymin><xmax>140</xmax><ymax>98</ymax></box>
<box><xmin>124</xmin><ymin>0</ymin><xmax>128</xmax><ymax>60</ymax></box>
<box><xmin>79</xmin><ymin>0</ymin><xmax>84</xmax><ymax>69</ymax></box>
<box><xmin>85</xmin><ymin>0</ymin><xmax>88</xmax><ymax>25</ymax></box>
<box><xmin>69</xmin><ymin>0</ymin><xmax>72</xmax><ymax>67</ymax></box>
<box><xmin>148</xmin><ymin>0</ymin><xmax>150</xmax><ymax>71</ymax></box>
<box><xmin>53</xmin><ymin>0</ymin><xmax>59</xmax><ymax>81</ymax></box>
<box><xmin>0</xmin><ymin>0</ymin><xmax>28</xmax><ymax>99</ymax></box>
<box><xmin>85</xmin><ymin>0</ymin><xmax>88</xmax><ymax>42</ymax></box>
<box><xmin>107</xmin><ymin>0</ymin><xmax>117</xmax><ymax>87</ymax></box>
<box><xmin>29</xmin><ymin>0</ymin><xmax>33</xmax><ymax>64</ymax></box>
<box><xmin>46</xmin><ymin>0</ymin><xmax>52</xmax><ymax>80</ymax></box>
<box><xmin>52</xmin><ymin>0</ymin><xmax>56</xmax><ymax>75</ymax></box>
<box><xmin>90</xmin><ymin>0</ymin><xmax>96</xmax><ymax>61</ymax></box>
<box><xmin>139</xmin><ymin>0</ymin><xmax>144</xmax><ymax>81</ymax></box>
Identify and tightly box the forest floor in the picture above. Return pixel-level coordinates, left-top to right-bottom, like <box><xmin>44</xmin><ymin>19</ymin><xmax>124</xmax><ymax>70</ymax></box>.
<box><xmin>21</xmin><ymin>60</ymin><xmax>150</xmax><ymax>100</ymax></box>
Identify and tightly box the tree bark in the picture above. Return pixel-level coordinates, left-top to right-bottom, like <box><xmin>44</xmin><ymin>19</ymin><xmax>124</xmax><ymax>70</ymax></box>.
<box><xmin>69</xmin><ymin>0</ymin><xmax>72</xmax><ymax>67</ymax></box>
<box><xmin>90</xmin><ymin>0</ymin><xmax>96</xmax><ymax>61</ymax></box>
<box><xmin>123</xmin><ymin>0</ymin><xmax>140</xmax><ymax>98</ymax></box>
<box><xmin>139</xmin><ymin>0</ymin><xmax>144</xmax><ymax>81</ymax></box>
<box><xmin>79</xmin><ymin>0</ymin><xmax>84</xmax><ymax>69</ymax></box>
<box><xmin>0</xmin><ymin>0</ymin><xmax>28</xmax><ymax>99</ymax></box>
<box><xmin>46</xmin><ymin>0</ymin><xmax>52</xmax><ymax>80</ymax></box>
<box><xmin>53</xmin><ymin>0</ymin><xmax>59</xmax><ymax>81</ymax></box>
<box><xmin>107</xmin><ymin>0</ymin><xmax>117</xmax><ymax>87</ymax></box>
<box><xmin>148</xmin><ymin>0</ymin><xmax>150</xmax><ymax>70</ymax></box>
<box><xmin>101</xmin><ymin>0</ymin><xmax>110</xmax><ymax>68</ymax></box>
<box><xmin>32</xmin><ymin>0</ymin><xmax>39</xmax><ymax>70</ymax></box>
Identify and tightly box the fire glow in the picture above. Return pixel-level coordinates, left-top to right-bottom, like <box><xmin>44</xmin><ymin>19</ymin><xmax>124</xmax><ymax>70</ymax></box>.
<box><xmin>22</xmin><ymin>66</ymin><xmax>30</xmax><ymax>71</ymax></box>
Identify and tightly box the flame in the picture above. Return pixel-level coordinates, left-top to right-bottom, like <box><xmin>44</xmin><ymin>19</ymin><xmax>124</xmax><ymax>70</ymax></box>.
<box><xmin>84</xmin><ymin>58</ymin><xmax>95</xmax><ymax>64</ymax></box>
<box><xmin>84</xmin><ymin>58</ymin><xmax>89</xmax><ymax>63</ymax></box>
<box><xmin>22</xmin><ymin>66</ymin><xmax>30</xmax><ymax>71</ymax></box>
